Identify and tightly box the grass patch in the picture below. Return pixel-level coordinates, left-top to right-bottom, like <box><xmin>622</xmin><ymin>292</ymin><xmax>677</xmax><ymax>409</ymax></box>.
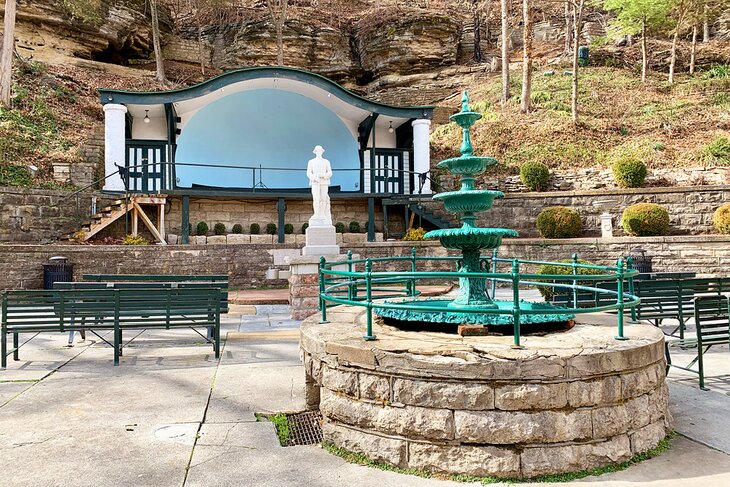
<box><xmin>322</xmin><ymin>433</ymin><xmax>675</xmax><ymax>484</ymax></box>
<box><xmin>700</xmin><ymin>136</ymin><xmax>730</xmax><ymax>166</ymax></box>
<box><xmin>262</xmin><ymin>413</ymin><xmax>292</xmax><ymax>446</ymax></box>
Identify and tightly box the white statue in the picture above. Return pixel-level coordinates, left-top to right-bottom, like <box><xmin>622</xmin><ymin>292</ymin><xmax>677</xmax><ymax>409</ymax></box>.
<box><xmin>307</xmin><ymin>145</ymin><xmax>333</xmax><ymax>226</ymax></box>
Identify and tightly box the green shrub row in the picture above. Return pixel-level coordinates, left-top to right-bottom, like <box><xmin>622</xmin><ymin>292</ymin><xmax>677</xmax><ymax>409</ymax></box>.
<box><xmin>519</xmin><ymin>159</ymin><xmax>652</xmax><ymax>191</ymax></box>
<box><xmin>536</xmin><ymin>203</ymin><xmax>671</xmax><ymax>238</ymax></box>
<box><xmin>190</xmin><ymin>221</ymin><xmax>369</xmax><ymax>235</ymax></box>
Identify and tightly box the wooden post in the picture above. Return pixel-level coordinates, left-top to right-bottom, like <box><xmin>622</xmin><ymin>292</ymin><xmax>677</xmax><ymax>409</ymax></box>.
<box><xmin>158</xmin><ymin>201</ymin><xmax>166</xmax><ymax>241</ymax></box>
<box><xmin>132</xmin><ymin>207</ymin><xmax>139</xmax><ymax>236</ymax></box>
<box><xmin>367</xmin><ymin>197</ymin><xmax>375</xmax><ymax>242</ymax></box>
<box><xmin>277</xmin><ymin>198</ymin><xmax>286</xmax><ymax>244</ymax></box>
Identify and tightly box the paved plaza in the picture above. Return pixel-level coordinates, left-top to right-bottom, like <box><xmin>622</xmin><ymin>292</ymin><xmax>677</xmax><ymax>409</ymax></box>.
<box><xmin>1</xmin><ymin>300</ymin><xmax>730</xmax><ymax>487</ymax></box>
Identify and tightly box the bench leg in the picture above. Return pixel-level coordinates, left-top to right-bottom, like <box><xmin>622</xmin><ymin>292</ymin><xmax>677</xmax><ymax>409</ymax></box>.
<box><xmin>1</xmin><ymin>330</ymin><xmax>6</xmax><ymax>369</ymax></box>
<box><xmin>114</xmin><ymin>326</ymin><xmax>120</xmax><ymax>366</ymax></box>
<box><xmin>13</xmin><ymin>333</ymin><xmax>19</xmax><ymax>361</ymax></box>
<box><xmin>664</xmin><ymin>341</ymin><xmax>671</xmax><ymax>375</ymax></box>
<box><xmin>68</xmin><ymin>331</ymin><xmax>75</xmax><ymax>347</ymax></box>
<box><xmin>698</xmin><ymin>345</ymin><xmax>708</xmax><ymax>391</ymax></box>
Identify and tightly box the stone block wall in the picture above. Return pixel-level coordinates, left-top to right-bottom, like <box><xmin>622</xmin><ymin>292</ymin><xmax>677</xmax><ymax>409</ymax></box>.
<box><xmin>0</xmin><ymin>187</ymin><xmax>115</xmax><ymax>244</ymax></box>
<box><xmin>1</xmin><ymin>235</ymin><xmax>728</xmax><ymax>291</ymax></box>
<box><xmin>424</xmin><ymin>185</ymin><xmax>730</xmax><ymax>238</ymax></box>
<box><xmin>165</xmin><ymin>197</ymin><xmax>386</xmax><ymax>235</ymax></box>
<box><xmin>301</xmin><ymin>307</ymin><xmax>671</xmax><ymax>478</ymax></box>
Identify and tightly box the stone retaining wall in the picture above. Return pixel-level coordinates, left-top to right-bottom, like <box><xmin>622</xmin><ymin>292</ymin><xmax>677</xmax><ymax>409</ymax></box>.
<box><xmin>301</xmin><ymin>307</ymin><xmax>671</xmax><ymax>478</ymax></box>
<box><xmin>2</xmin><ymin>235</ymin><xmax>729</xmax><ymax>291</ymax></box>
<box><xmin>471</xmin><ymin>185</ymin><xmax>730</xmax><ymax>237</ymax></box>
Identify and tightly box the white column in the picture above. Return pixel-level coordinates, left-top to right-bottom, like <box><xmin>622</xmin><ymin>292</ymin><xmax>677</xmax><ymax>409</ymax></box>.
<box><xmin>412</xmin><ymin>118</ymin><xmax>431</xmax><ymax>194</ymax></box>
<box><xmin>103</xmin><ymin>103</ymin><xmax>128</xmax><ymax>192</ymax></box>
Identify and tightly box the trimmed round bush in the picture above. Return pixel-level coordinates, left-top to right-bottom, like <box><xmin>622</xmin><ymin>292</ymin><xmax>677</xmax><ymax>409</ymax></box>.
<box><xmin>250</xmin><ymin>223</ymin><xmax>260</xmax><ymax>234</ymax></box>
<box><xmin>196</xmin><ymin>221</ymin><xmax>208</xmax><ymax>236</ymax></box>
<box><xmin>713</xmin><ymin>203</ymin><xmax>730</xmax><ymax>234</ymax></box>
<box><xmin>612</xmin><ymin>158</ymin><xmax>647</xmax><ymax>188</ymax></box>
<box><xmin>284</xmin><ymin>223</ymin><xmax>294</xmax><ymax>235</ymax></box>
<box><xmin>335</xmin><ymin>222</ymin><xmax>345</xmax><ymax>233</ymax></box>
<box><xmin>621</xmin><ymin>203</ymin><xmax>669</xmax><ymax>236</ymax></box>
<box><xmin>536</xmin><ymin>206</ymin><xmax>582</xmax><ymax>238</ymax></box>
<box><xmin>213</xmin><ymin>223</ymin><xmax>226</xmax><ymax>235</ymax></box>
<box><xmin>349</xmin><ymin>221</ymin><xmax>361</xmax><ymax>233</ymax></box>
<box><xmin>536</xmin><ymin>260</ymin><xmax>604</xmax><ymax>300</ymax></box>
<box><xmin>266</xmin><ymin>223</ymin><xmax>277</xmax><ymax>235</ymax></box>
<box><xmin>232</xmin><ymin>224</ymin><xmax>243</xmax><ymax>234</ymax></box>
<box><xmin>520</xmin><ymin>162</ymin><xmax>551</xmax><ymax>191</ymax></box>
<box><xmin>301</xmin><ymin>222</ymin><xmax>309</xmax><ymax>234</ymax></box>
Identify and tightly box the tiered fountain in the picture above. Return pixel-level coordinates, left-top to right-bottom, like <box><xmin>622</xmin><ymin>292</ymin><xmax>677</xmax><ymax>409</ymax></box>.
<box><xmin>376</xmin><ymin>91</ymin><xmax>572</xmax><ymax>327</ymax></box>
<box><xmin>300</xmin><ymin>91</ymin><xmax>670</xmax><ymax>479</ymax></box>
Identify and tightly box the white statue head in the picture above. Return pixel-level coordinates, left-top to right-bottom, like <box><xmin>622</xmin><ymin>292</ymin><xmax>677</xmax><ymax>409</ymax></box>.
<box><xmin>313</xmin><ymin>145</ymin><xmax>325</xmax><ymax>157</ymax></box>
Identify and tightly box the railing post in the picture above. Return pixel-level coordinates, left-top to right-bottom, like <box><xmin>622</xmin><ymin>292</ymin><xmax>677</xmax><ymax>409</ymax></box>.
<box><xmin>626</xmin><ymin>256</ymin><xmax>637</xmax><ymax>322</ymax></box>
<box><xmin>347</xmin><ymin>250</ymin><xmax>354</xmax><ymax>301</ymax></box>
<box><xmin>410</xmin><ymin>247</ymin><xmax>417</xmax><ymax>297</ymax></box>
<box><xmin>490</xmin><ymin>248</ymin><xmax>498</xmax><ymax>298</ymax></box>
<box><xmin>571</xmin><ymin>253</ymin><xmax>579</xmax><ymax>309</ymax></box>
<box><xmin>615</xmin><ymin>257</ymin><xmax>629</xmax><ymax>340</ymax></box>
<box><xmin>511</xmin><ymin>259</ymin><xmax>523</xmax><ymax>349</ymax></box>
<box><xmin>319</xmin><ymin>256</ymin><xmax>329</xmax><ymax>324</ymax></box>
<box><xmin>364</xmin><ymin>259</ymin><xmax>376</xmax><ymax>341</ymax></box>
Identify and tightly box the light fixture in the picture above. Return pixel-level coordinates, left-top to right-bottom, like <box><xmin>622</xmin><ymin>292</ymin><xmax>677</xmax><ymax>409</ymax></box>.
<box><xmin>144</xmin><ymin>110</ymin><xmax>150</xmax><ymax>124</ymax></box>
<box><xmin>388</xmin><ymin>121</ymin><xmax>394</xmax><ymax>134</ymax></box>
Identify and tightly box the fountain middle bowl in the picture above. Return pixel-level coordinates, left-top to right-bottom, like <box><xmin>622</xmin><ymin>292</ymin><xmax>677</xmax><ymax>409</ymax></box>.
<box><xmin>425</xmin><ymin>226</ymin><xmax>519</xmax><ymax>250</ymax></box>
<box><xmin>433</xmin><ymin>190</ymin><xmax>504</xmax><ymax>214</ymax></box>
<box><xmin>437</xmin><ymin>155</ymin><xmax>497</xmax><ymax>176</ymax></box>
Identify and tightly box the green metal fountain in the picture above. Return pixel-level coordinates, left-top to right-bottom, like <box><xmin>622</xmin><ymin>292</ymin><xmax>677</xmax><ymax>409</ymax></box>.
<box><xmin>424</xmin><ymin>92</ymin><xmax>518</xmax><ymax>309</ymax></box>
<box><xmin>374</xmin><ymin>91</ymin><xmax>574</xmax><ymax>327</ymax></box>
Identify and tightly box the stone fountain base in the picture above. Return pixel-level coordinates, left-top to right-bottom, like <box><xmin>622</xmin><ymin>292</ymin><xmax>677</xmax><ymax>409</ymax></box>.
<box><xmin>300</xmin><ymin>305</ymin><xmax>672</xmax><ymax>479</ymax></box>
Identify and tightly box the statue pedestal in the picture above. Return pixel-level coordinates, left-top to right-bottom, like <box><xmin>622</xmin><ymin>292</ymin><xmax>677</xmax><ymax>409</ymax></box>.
<box><xmin>302</xmin><ymin>225</ymin><xmax>340</xmax><ymax>256</ymax></box>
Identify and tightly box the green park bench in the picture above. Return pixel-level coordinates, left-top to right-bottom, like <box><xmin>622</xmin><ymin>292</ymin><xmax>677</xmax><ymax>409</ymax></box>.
<box><xmin>1</xmin><ymin>287</ymin><xmax>221</xmax><ymax>368</ymax></box>
<box><xmin>666</xmin><ymin>295</ymin><xmax>730</xmax><ymax>390</ymax></box>
<box><xmin>81</xmin><ymin>274</ymin><xmax>229</xmax><ymax>313</ymax></box>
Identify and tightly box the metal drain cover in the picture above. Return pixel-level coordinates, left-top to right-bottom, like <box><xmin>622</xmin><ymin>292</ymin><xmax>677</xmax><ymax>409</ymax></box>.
<box><xmin>286</xmin><ymin>410</ymin><xmax>323</xmax><ymax>446</ymax></box>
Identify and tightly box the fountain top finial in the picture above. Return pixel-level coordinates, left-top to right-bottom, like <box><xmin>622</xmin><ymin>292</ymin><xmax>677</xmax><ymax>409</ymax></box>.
<box><xmin>461</xmin><ymin>91</ymin><xmax>470</xmax><ymax>113</ymax></box>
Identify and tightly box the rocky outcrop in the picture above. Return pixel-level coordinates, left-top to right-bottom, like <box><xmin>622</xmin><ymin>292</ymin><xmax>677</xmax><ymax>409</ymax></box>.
<box><xmin>352</xmin><ymin>11</ymin><xmax>461</xmax><ymax>79</ymax></box>
<box><xmin>12</xmin><ymin>0</ymin><xmax>170</xmax><ymax>64</ymax></box>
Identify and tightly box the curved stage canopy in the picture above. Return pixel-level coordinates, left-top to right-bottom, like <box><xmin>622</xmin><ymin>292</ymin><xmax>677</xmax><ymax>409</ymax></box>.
<box><xmin>98</xmin><ymin>67</ymin><xmax>435</xmax><ymax>193</ymax></box>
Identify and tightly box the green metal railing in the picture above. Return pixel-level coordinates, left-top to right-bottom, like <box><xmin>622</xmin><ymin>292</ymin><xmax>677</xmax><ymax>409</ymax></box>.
<box><xmin>318</xmin><ymin>248</ymin><xmax>640</xmax><ymax>346</ymax></box>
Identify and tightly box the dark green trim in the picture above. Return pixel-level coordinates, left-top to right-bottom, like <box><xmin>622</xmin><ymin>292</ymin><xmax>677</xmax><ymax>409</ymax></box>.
<box><xmin>99</xmin><ymin>67</ymin><xmax>434</xmax><ymax>120</ymax></box>
<box><xmin>277</xmin><ymin>198</ymin><xmax>286</xmax><ymax>244</ymax></box>
<box><xmin>367</xmin><ymin>197</ymin><xmax>375</xmax><ymax>242</ymax></box>
<box><xmin>181</xmin><ymin>195</ymin><xmax>190</xmax><ymax>244</ymax></box>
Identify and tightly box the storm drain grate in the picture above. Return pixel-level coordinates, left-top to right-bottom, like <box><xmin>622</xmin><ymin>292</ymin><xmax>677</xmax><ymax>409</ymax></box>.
<box><xmin>285</xmin><ymin>410</ymin><xmax>323</xmax><ymax>446</ymax></box>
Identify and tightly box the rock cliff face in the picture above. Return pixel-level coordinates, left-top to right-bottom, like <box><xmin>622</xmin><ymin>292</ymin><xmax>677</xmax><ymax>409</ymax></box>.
<box><xmin>12</xmin><ymin>0</ymin><xmax>169</xmax><ymax>65</ymax></box>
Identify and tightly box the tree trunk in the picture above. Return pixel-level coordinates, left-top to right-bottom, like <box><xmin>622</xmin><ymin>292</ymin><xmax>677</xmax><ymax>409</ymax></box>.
<box><xmin>641</xmin><ymin>20</ymin><xmax>647</xmax><ymax>83</ymax></box>
<box><xmin>473</xmin><ymin>0</ymin><xmax>482</xmax><ymax>63</ymax></box>
<box><xmin>690</xmin><ymin>24</ymin><xmax>697</xmax><ymax>74</ymax></box>
<box><xmin>669</xmin><ymin>28</ymin><xmax>678</xmax><ymax>84</ymax></box>
<box><xmin>520</xmin><ymin>0</ymin><xmax>533</xmax><ymax>113</ymax></box>
<box><xmin>150</xmin><ymin>0</ymin><xmax>167</xmax><ymax>83</ymax></box>
<box><xmin>500</xmin><ymin>0</ymin><xmax>509</xmax><ymax>104</ymax></box>
<box><xmin>563</xmin><ymin>0</ymin><xmax>572</xmax><ymax>55</ymax></box>
<box><xmin>0</xmin><ymin>0</ymin><xmax>17</xmax><ymax>107</ymax></box>
<box><xmin>703</xmin><ymin>3</ymin><xmax>710</xmax><ymax>42</ymax></box>
<box><xmin>195</xmin><ymin>1</ymin><xmax>205</xmax><ymax>75</ymax></box>
<box><xmin>571</xmin><ymin>0</ymin><xmax>584</xmax><ymax>124</ymax></box>
<box><xmin>267</xmin><ymin>0</ymin><xmax>288</xmax><ymax>66</ymax></box>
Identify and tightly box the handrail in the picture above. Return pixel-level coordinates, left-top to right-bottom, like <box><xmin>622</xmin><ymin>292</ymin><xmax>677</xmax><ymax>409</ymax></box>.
<box><xmin>318</xmin><ymin>249</ymin><xmax>640</xmax><ymax>345</ymax></box>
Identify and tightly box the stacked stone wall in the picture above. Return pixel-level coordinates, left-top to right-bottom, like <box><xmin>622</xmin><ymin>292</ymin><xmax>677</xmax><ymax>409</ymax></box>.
<box><xmin>1</xmin><ymin>235</ymin><xmax>729</xmax><ymax>291</ymax></box>
<box><xmin>301</xmin><ymin>308</ymin><xmax>671</xmax><ymax>478</ymax></box>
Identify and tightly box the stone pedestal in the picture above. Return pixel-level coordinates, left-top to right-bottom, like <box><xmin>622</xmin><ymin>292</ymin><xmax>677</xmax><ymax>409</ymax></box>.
<box><xmin>302</xmin><ymin>224</ymin><xmax>340</xmax><ymax>256</ymax></box>
<box><xmin>286</xmin><ymin>254</ymin><xmax>350</xmax><ymax>320</ymax></box>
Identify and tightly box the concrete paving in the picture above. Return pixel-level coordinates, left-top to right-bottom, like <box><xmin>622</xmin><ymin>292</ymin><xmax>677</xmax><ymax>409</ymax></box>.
<box><xmin>1</xmin><ymin>305</ymin><xmax>730</xmax><ymax>486</ymax></box>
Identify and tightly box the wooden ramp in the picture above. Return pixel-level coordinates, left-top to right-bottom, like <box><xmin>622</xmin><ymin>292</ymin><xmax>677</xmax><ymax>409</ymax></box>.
<box><xmin>81</xmin><ymin>195</ymin><xmax>167</xmax><ymax>244</ymax></box>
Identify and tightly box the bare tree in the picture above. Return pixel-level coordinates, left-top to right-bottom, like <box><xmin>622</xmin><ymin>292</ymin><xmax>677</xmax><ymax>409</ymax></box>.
<box><xmin>702</xmin><ymin>2</ymin><xmax>710</xmax><ymax>41</ymax></box>
<box><xmin>151</xmin><ymin>0</ymin><xmax>167</xmax><ymax>83</ymax></box>
<box><xmin>570</xmin><ymin>0</ymin><xmax>585</xmax><ymax>124</ymax></box>
<box><xmin>563</xmin><ymin>0</ymin><xmax>573</xmax><ymax>55</ymax></box>
<box><xmin>472</xmin><ymin>0</ymin><xmax>483</xmax><ymax>63</ymax></box>
<box><xmin>520</xmin><ymin>0</ymin><xmax>533</xmax><ymax>113</ymax></box>
<box><xmin>0</xmin><ymin>0</ymin><xmax>16</xmax><ymax>107</ymax></box>
<box><xmin>689</xmin><ymin>24</ymin><xmax>698</xmax><ymax>74</ymax></box>
<box><xmin>267</xmin><ymin>0</ymin><xmax>289</xmax><ymax>66</ymax></box>
<box><xmin>500</xmin><ymin>0</ymin><xmax>510</xmax><ymax>104</ymax></box>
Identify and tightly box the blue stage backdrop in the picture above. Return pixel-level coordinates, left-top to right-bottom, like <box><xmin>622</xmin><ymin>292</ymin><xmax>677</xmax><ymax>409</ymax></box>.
<box><xmin>175</xmin><ymin>89</ymin><xmax>360</xmax><ymax>191</ymax></box>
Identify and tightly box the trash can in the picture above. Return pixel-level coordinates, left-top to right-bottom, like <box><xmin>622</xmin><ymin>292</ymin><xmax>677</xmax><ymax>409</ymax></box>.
<box><xmin>629</xmin><ymin>247</ymin><xmax>652</xmax><ymax>274</ymax></box>
<box><xmin>578</xmin><ymin>46</ymin><xmax>589</xmax><ymax>67</ymax></box>
<box><xmin>42</xmin><ymin>256</ymin><xmax>74</xmax><ymax>290</ymax></box>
